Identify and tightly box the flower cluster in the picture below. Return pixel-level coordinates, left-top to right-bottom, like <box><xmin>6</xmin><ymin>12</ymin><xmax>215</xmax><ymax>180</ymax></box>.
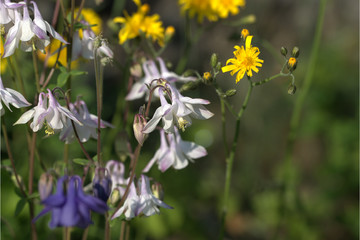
<box><xmin>178</xmin><ymin>0</ymin><xmax>245</xmax><ymax>22</ymax></box>
<box><xmin>113</xmin><ymin>0</ymin><xmax>173</xmax><ymax>46</ymax></box>
<box><xmin>1</xmin><ymin>0</ymin><xmax>67</xmax><ymax>58</ymax></box>
<box><xmin>222</xmin><ymin>33</ymin><xmax>264</xmax><ymax>83</ymax></box>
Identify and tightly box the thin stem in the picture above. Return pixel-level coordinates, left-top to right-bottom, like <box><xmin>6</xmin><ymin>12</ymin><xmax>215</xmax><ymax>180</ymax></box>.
<box><xmin>28</xmin><ymin>132</ymin><xmax>38</xmax><ymax>240</ymax></box>
<box><xmin>1</xmin><ymin>120</ymin><xmax>27</xmax><ymax>198</ymax></box>
<box><xmin>219</xmin><ymin>79</ymin><xmax>253</xmax><ymax>240</ymax></box>
<box><xmin>8</xmin><ymin>56</ymin><xmax>26</xmax><ymax>98</ymax></box>
<box><xmin>105</xmin><ymin>213</ymin><xmax>110</xmax><ymax>240</ymax></box>
<box><xmin>252</xmin><ymin>73</ymin><xmax>284</xmax><ymax>87</ymax></box>
<box><xmin>111</xmin><ymin>144</ymin><xmax>142</xmax><ymax>219</ymax></box>
<box><xmin>81</xmin><ymin>228</ymin><xmax>89</xmax><ymax>240</ymax></box>
<box><xmin>119</xmin><ymin>221</ymin><xmax>126</xmax><ymax>240</ymax></box>
<box><xmin>274</xmin><ymin>1</ymin><xmax>327</xmax><ymax>239</ymax></box>
<box><xmin>94</xmin><ymin>49</ymin><xmax>103</xmax><ymax>166</ymax></box>
<box><xmin>220</xmin><ymin>98</ymin><xmax>229</xmax><ymax>155</ymax></box>
<box><xmin>32</xmin><ymin>51</ymin><xmax>41</xmax><ymax>92</ymax></box>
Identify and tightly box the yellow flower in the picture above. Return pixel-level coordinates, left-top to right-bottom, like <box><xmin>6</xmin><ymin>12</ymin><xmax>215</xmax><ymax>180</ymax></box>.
<box><xmin>241</xmin><ymin>28</ymin><xmax>249</xmax><ymax>39</ymax></box>
<box><xmin>141</xmin><ymin>14</ymin><xmax>165</xmax><ymax>46</ymax></box>
<box><xmin>179</xmin><ymin>0</ymin><xmax>245</xmax><ymax>22</ymax></box>
<box><xmin>0</xmin><ymin>38</ymin><xmax>7</xmax><ymax>73</ymax></box>
<box><xmin>37</xmin><ymin>39</ymin><xmax>78</xmax><ymax>68</ymax></box>
<box><xmin>203</xmin><ymin>72</ymin><xmax>212</xmax><ymax>81</ymax></box>
<box><xmin>222</xmin><ymin>35</ymin><xmax>263</xmax><ymax>83</ymax></box>
<box><xmin>113</xmin><ymin>0</ymin><xmax>165</xmax><ymax>46</ymax></box>
<box><xmin>75</xmin><ymin>8</ymin><xmax>102</xmax><ymax>38</ymax></box>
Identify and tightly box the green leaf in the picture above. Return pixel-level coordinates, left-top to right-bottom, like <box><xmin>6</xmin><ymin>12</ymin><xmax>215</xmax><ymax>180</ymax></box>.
<box><xmin>57</xmin><ymin>72</ymin><xmax>70</xmax><ymax>87</ymax></box>
<box><xmin>14</xmin><ymin>188</ymin><xmax>25</xmax><ymax>198</ymax></box>
<box><xmin>14</xmin><ymin>198</ymin><xmax>27</xmax><ymax>217</ymax></box>
<box><xmin>73</xmin><ymin>158</ymin><xmax>90</xmax><ymax>166</ymax></box>
<box><xmin>69</xmin><ymin>70</ymin><xmax>87</xmax><ymax>76</ymax></box>
<box><xmin>27</xmin><ymin>192</ymin><xmax>40</xmax><ymax>200</ymax></box>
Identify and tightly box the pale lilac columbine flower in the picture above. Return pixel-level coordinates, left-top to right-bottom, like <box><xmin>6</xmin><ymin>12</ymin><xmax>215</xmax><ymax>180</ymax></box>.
<box><xmin>142</xmin><ymin>84</ymin><xmax>214</xmax><ymax>134</ymax></box>
<box><xmin>126</xmin><ymin>57</ymin><xmax>196</xmax><ymax>101</ymax></box>
<box><xmin>0</xmin><ymin>76</ymin><xmax>31</xmax><ymax>116</ymax></box>
<box><xmin>111</xmin><ymin>175</ymin><xmax>172</xmax><ymax>220</ymax></box>
<box><xmin>143</xmin><ymin>127</ymin><xmax>207</xmax><ymax>172</ymax></box>
<box><xmin>14</xmin><ymin>89</ymin><xmax>81</xmax><ymax>134</ymax></box>
<box><xmin>0</xmin><ymin>0</ymin><xmax>24</xmax><ymax>25</ymax></box>
<box><xmin>2</xmin><ymin>1</ymin><xmax>67</xmax><ymax>58</ymax></box>
<box><xmin>59</xmin><ymin>99</ymin><xmax>113</xmax><ymax>143</ymax></box>
<box><xmin>106</xmin><ymin>160</ymin><xmax>127</xmax><ymax>197</ymax></box>
<box><xmin>33</xmin><ymin>175</ymin><xmax>108</xmax><ymax>229</ymax></box>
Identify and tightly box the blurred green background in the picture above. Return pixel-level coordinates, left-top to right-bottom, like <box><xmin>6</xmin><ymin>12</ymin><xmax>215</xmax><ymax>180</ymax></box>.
<box><xmin>1</xmin><ymin>0</ymin><xmax>358</xmax><ymax>239</ymax></box>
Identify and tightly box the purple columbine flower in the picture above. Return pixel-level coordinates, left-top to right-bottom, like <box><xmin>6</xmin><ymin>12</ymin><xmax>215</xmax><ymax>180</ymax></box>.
<box><xmin>126</xmin><ymin>57</ymin><xmax>196</xmax><ymax>101</ymax></box>
<box><xmin>111</xmin><ymin>175</ymin><xmax>172</xmax><ymax>220</ymax></box>
<box><xmin>92</xmin><ymin>168</ymin><xmax>112</xmax><ymax>202</ymax></box>
<box><xmin>33</xmin><ymin>175</ymin><xmax>109</xmax><ymax>229</ymax></box>
<box><xmin>0</xmin><ymin>75</ymin><xmax>31</xmax><ymax>116</ymax></box>
<box><xmin>14</xmin><ymin>89</ymin><xmax>81</xmax><ymax>134</ymax></box>
<box><xmin>142</xmin><ymin>84</ymin><xmax>214</xmax><ymax>134</ymax></box>
<box><xmin>59</xmin><ymin>98</ymin><xmax>113</xmax><ymax>143</ymax></box>
<box><xmin>143</xmin><ymin>127</ymin><xmax>207</xmax><ymax>172</ymax></box>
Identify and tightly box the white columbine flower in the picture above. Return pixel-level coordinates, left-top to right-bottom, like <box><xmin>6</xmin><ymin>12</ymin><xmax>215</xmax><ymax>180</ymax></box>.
<box><xmin>142</xmin><ymin>84</ymin><xmax>214</xmax><ymax>134</ymax></box>
<box><xmin>14</xmin><ymin>89</ymin><xmax>81</xmax><ymax>134</ymax></box>
<box><xmin>143</xmin><ymin>128</ymin><xmax>207</xmax><ymax>172</ymax></box>
<box><xmin>0</xmin><ymin>76</ymin><xmax>31</xmax><ymax>116</ymax></box>
<box><xmin>126</xmin><ymin>57</ymin><xmax>196</xmax><ymax>101</ymax></box>
<box><xmin>111</xmin><ymin>175</ymin><xmax>172</xmax><ymax>220</ymax></box>
<box><xmin>0</xmin><ymin>0</ymin><xmax>24</xmax><ymax>25</ymax></box>
<box><xmin>2</xmin><ymin>1</ymin><xmax>67</xmax><ymax>58</ymax></box>
<box><xmin>59</xmin><ymin>98</ymin><xmax>113</xmax><ymax>143</ymax></box>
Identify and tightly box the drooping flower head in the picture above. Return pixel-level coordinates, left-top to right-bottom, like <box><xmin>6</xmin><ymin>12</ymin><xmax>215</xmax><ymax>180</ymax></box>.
<box><xmin>126</xmin><ymin>57</ymin><xmax>196</xmax><ymax>101</ymax></box>
<box><xmin>143</xmin><ymin>127</ymin><xmax>207</xmax><ymax>172</ymax></box>
<box><xmin>33</xmin><ymin>175</ymin><xmax>109</xmax><ymax>229</ymax></box>
<box><xmin>106</xmin><ymin>160</ymin><xmax>127</xmax><ymax>200</ymax></box>
<box><xmin>142</xmin><ymin>82</ymin><xmax>214</xmax><ymax>134</ymax></box>
<box><xmin>0</xmin><ymin>75</ymin><xmax>31</xmax><ymax>116</ymax></box>
<box><xmin>222</xmin><ymin>35</ymin><xmax>264</xmax><ymax>83</ymax></box>
<box><xmin>14</xmin><ymin>89</ymin><xmax>81</xmax><ymax>134</ymax></box>
<box><xmin>179</xmin><ymin>0</ymin><xmax>245</xmax><ymax>22</ymax></box>
<box><xmin>59</xmin><ymin>98</ymin><xmax>113</xmax><ymax>143</ymax></box>
<box><xmin>113</xmin><ymin>0</ymin><xmax>170</xmax><ymax>46</ymax></box>
<box><xmin>111</xmin><ymin>175</ymin><xmax>172</xmax><ymax>220</ymax></box>
<box><xmin>92</xmin><ymin>168</ymin><xmax>112</xmax><ymax>203</ymax></box>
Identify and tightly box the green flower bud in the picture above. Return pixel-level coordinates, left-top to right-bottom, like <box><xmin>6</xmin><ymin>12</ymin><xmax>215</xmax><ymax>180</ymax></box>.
<box><xmin>210</xmin><ymin>53</ymin><xmax>218</xmax><ymax>68</ymax></box>
<box><xmin>225</xmin><ymin>89</ymin><xmax>237</xmax><ymax>97</ymax></box>
<box><xmin>216</xmin><ymin>62</ymin><xmax>222</xmax><ymax>72</ymax></box>
<box><xmin>291</xmin><ymin>46</ymin><xmax>300</xmax><ymax>58</ymax></box>
<box><xmin>280</xmin><ymin>47</ymin><xmax>288</xmax><ymax>56</ymax></box>
<box><xmin>288</xmin><ymin>84</ymin><xmax>296</xmax><ymax>95</ymax></box>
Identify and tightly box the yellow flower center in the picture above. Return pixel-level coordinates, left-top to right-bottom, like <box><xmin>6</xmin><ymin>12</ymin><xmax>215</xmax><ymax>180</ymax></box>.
<box><xmin>243</xmin><ymin>56</ymin><xmax>255</xmax><ymax>67</ymax></box>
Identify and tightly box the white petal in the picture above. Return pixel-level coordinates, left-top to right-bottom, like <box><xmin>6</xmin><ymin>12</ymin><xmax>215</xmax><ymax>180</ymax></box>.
<box><xmin>13</xmin><ymin>109</ymin><xmax>35</xmax><ymax>125</ymax></box>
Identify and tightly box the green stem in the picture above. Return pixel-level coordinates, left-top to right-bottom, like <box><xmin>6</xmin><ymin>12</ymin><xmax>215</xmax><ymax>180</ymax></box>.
<box><xmin>220</xmin><ymin>98</ymin><xmax>229</xmax><ymax>155</ymax></box>
<box><xmin>94</xmin><ymin>49</ymin><xmax>103</xmax><ymax>167</ymax></box>
<box><xmin>28</xmin><ymin>132</ymin><xmax>38</xmax><ymax>240</ymax></box>
<box><xmin>219</xmin><ymin>78</ymin><xmax>253</xmax><ymax>240</ymax></box>
<box><xmin>252</xmin><ymin>73</ymin><xmax>284</xmax><ymax>87</ymax></box>
<box><xmin>32</xmin><ymin>51</ymin><xmax>41</xmax><ymax>93</ymax></box>
<box><xmin>275</xmin><ymin>0</ymin><xmax>327</xmax><ymax>238</ymax></box>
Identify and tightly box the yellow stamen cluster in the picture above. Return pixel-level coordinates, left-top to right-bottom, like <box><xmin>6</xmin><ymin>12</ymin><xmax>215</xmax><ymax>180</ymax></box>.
<box><xmin>45</xmin><ymin>124</ymin><xmax>55</xmax><ymax>136</ymax></box>
<box><xmin>222</xmin><ymin>34</ymin><xmax>264</xmax><ymax>83</ymax></box>
<box><xmin>179</xmin><ymin>0</ymin><xmax>245</xmax><ymax>23</ymax></box>
<box><xmin>177</xmin><ymin>117</ymin><xmax>189</xmax><ymax>132</ymax></box>
<box><xmin>113</xmin><ymin>0</ymin><xmax>172</xmax><ymax>46</ymax></box>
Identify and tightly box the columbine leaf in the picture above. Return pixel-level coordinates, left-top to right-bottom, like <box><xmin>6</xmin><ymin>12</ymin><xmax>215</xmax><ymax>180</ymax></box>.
<box><xmin>14</xmin><ymin>198</ymin><xmax>27</xmax><ymax>216</ymax></box>
<box><xmin>73</xmin><ymin>158</ymin><xmax>90</xmax><ymax>166</ymax></box>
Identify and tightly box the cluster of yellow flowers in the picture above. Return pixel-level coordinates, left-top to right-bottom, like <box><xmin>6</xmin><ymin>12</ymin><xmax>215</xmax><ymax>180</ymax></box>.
<box><xmin>179</xmin><ymin>0</ymin><xmax>245</xmax><ymax>22</ymax></box>
<box><xmin>113</xmin><ymin>0</ymin><xmax>172</xmax><ymax>46</ymax></box>
<box><xmin>222</xmin><ymin>30</ymin><xmax>263</xmax><ymax>83</ymax></box>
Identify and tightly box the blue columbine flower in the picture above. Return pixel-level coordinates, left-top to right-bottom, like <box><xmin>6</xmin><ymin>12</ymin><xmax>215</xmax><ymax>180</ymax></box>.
<box><xmin>33</xmin><ymin>175</ymin><xmax>108</xmax><ymax>228</ymax></box>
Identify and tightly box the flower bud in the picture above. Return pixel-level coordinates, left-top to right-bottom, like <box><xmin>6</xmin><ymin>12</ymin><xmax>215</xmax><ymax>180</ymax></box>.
<box><xmin>152</xmin><ymin>182</ymin><xmax>164</xmax><ymax>201</ymax></box>
<box><xmin>210</xmin><ymin>53</ymin><xmax>218</xmax><ymax>68</ymax></box>
<box><xmin>164</xmin><ymin>26</ymin><xmax>175</xmax><ymax>43</ymax></box>
<box><xmin>291</xmin><ymin>46</ymin><xmax>300</xmax><ymax>58</ymax></box>
<box><xmin>215</xmin><ymin>62</ymin><xmax>222</xmax><ymax>72</ymax></box>
<box><xmin>203</xmin><ymin>71</ymin><xmax>212</xmax><ymax>84</ymax></box>
<box><xmin>241</xmin><ymin>29</ymin><xmax>250</xmax><ymax>39</ymax></box>
<box><xmin>110</xmin><ymin>188</ymin><xmax>120</xmax><ymax>205</ymax></box>
<box><xmin>180</xmin><ymin>80</ymin><xmax>199</xmax><ymax>92</ymax></box>
<box><xmin>38</xmin><ymin>173</ymin><xmax>53</xmax><ymax>201</ymax></box>
<box><xmin>288</xmin><ymin>84</ymin><xmax>296</xmax><ymax>95</ymax></box>
<box><xmin>133</xmin><ymin>114</ymin><xmax>148</xmax><ymax>146</ymax></box>
<box><xmin>280</xmin><ymin>47</ymin><xmax>288</xmax><ymax>56</ymax></box>
<box><xmin>225</xmin><ymin>89</ymin><xmax>237</xmax><ymax>97</ymax></box>
<box><xmin>92</xmin><ymin>168</ymin><xmax>112</xmax><ymax>202</ymax></box>
<box><xmin>287</xmin><ymin>57</ymin><xmax>297</xmax><ymax>71</ymax></box>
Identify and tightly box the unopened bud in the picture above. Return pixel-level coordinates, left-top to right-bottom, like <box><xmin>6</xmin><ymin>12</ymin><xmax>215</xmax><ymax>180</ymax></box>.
<box><xmin>180</xmin><ymin>81</ymin><xmax>199</xmax><ymax>92</ymax></box>
<box><xmin>130</xmin><ymin>63</ymin><xmax>143</xmax><ymax>78</ymax></box>
<box><xmin>203</xmin><ymin>71</ymin><xmax>212</xmax><ymax>84</ymax></box>
<box><xmin>225</xmin><ymin>89</ymin><xmax>237</xmax><ymax>97</ymax></box>
<box><xmin>287</xmin><ymin>57</ymin><xmax>297</xmax><ymax>71</ymax></box>
<box><xmin>165</xmin><ymin>26</ymin><xmax>175</xmax><ymax>43</ymax></box>
<box><xmin>152</xmin><ymin>182</ymin><xmax>164</xmax><ymax>201</ymax></box>
<box><xmin>38</xmin><ymin>173</ymin><xmax>53</xmax><ymax>201</ymax></box>
<box><xmin>241</xmin><ymin>29</ymin><xmax>250</xmax><ymax>39</ymax></box>
<box><xmin>210</xmin><ymin>53</ymin><xmax>218</xmax><ymax>68</ymax></box>
<box><xmin>288</xmin><ymin>84</ymin><xmax>296</xmax><ymax>95</ymax></box>
<box><xmin>92</xmin><ymin>168</ymin><xmax>112</xmax><ymax>202</ymax></box>
<box><xmin>216</xmin><ymin>62</ymin><xmax>222</xmax><ymax>72</ymax></box>
<box><xmin>280</xmin><ymin>47</ymin><xmax>288</xmax><ymax>56</ymax></box>
<box><xmin>291</xmin><ymin>46</ymin><xmax>300</xmax><ymax>58</ymax></box>
<box><xmin>133</xmin><ymin>114</ymin><xmax>148</xmax><ymax>146</ymax></box>
<box><xmin>110</xmin><ymin>188</ymin><xmax>120</xmax><ymax>205</ymax></box>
